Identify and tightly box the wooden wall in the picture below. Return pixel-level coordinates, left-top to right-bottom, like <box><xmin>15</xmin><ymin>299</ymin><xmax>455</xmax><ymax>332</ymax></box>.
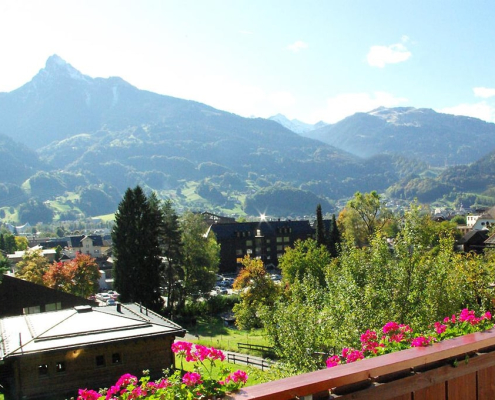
<box><xmin>6</xmin><ymin>335</ymin><xmax>175</xmax><ymax>400</ymax></box>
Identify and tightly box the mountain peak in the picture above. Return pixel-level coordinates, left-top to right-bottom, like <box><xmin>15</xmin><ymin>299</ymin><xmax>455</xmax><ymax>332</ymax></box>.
<box><xmin>40</xmin><ymin>54</ymin><xmax>88</xmax><ymax>82</ymax></box>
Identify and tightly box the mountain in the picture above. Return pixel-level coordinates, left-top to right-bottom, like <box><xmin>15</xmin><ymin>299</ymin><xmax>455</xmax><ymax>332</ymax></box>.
<box><xmin>0</xmin><ymin>55</ymin><xmax>427</xmax><ymax>221</ymax></box>
<box><xmin>303</xmin><ymin>107</ymin><xmax>495</xmax><ymax>167</ymax></box>
<box><xmin>268</xmin><ymin>114</ymin><xmax>327</xmax><ymax>134</ymax></box>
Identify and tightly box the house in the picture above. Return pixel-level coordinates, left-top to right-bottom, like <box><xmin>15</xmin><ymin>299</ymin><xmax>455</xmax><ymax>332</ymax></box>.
<box><xmin>466</xmin><ymin>206</ymin><xmax>495</xmax><ymax>231</ymax></box>
<box><xmin>207</xmin><ymin>219</ymin><xmax>327</xmax><ymax>273</ymax></box>
<box><xmin>7</xmin><ymin>246</ymin><xmax>57</xmax><ymax>269</ymax></box>
<box><xmin>0</xmin><ymin>303</ymin><xmax>186</xmax><ymax>400</ymax></box>
<box><xmin>0</xmin><ymin>275</ymin><xmax>98</xmax><ymax>317</ymax></box>
<box><xmin>66</xmin><ymin>235</ymin><xmax>109</xmax><ymax>258</ymax></box>
<box><xmin>456</xmin><ymin>230</ymin><xmax>489</xmax><ymax>253</ymax></box>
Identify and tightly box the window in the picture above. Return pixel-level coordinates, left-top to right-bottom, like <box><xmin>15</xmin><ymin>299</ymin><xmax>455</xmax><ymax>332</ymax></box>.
<box><xmin>277</xmin><ymin>245</ymin><xmax>283</xmax><ymax>251</ymax></box>
<box><xmin>56</xmin><ymin>361</ymin><xmax>66</xmax><ymax>373</ymax></box>
<box><xmin>38</xmin><ymin>364</ymin><xmax>48</xmax><ymax>376</ymax></box>
<box><xmin>45</xmin><ymin>302</ymin><xmax>62</xmax><ymax>312</ymax></box>
<box><xmin>23</xmin><ymin>305</ymin><xmax>41</xmax><ymax>315</ymax></box>
<box><xmin>235</xmin><ymin>249</ymin><xmax>243</xmax><ymax>256</ymax></box>
<box><xmin>276</xmin><ymin>237</ymin><xmax>282</xmax><ymax>243</ymax></box>
<box><xmin>266</xmin><ymin>239</ymin><xmax>271</xmax><ymax>244</ymax></box>
<box><xmin>246</xmin><ymin>240</ymin><xmax>253</xmax><ymax>247</ymax></box>
<box><xmin>112</xmin><ymin>353</ymin><xmax>121</xmax><ymax>364</ymax></box>
<box><xmin>95</xmin><ymin>355</ymin><xmax>105</xmax><ymax>367</ymax></box>
<box><xmin>284</xmin><ymin>236</ymin><xmax>290</xmax><ymax>242</ymax></box>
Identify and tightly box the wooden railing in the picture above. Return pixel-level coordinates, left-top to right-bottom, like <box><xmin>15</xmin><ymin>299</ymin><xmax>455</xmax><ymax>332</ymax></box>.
<box><xmin>228</xmin><ymin>328</ymin><xmax>495</xmax><ymax>400</ymax></box>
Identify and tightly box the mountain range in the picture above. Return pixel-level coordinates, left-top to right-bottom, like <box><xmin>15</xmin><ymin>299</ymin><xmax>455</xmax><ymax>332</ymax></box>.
<box><xmin>0</xmin><ymin>55</ymin><xmax>494</xmax><ymax>223</ymax></box>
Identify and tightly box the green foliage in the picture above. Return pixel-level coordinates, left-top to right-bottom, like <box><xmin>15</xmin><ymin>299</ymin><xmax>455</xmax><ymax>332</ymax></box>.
<box><xmin>15</xmin><ymin>249</ymin><xmax>50</xmax><ymax>285</ymax></box>
<box><xmin>112</xmin><ymin>186</ymin><xmax>163</xmax><ymax>311</ymax></box>
<box><xmin>262</xmin><ymin>276</ymin><xmax>334</xmax><ymax>372</ymax></box>
<box><xmin>279</xmin><ymin>239</ymin><xmax>331</xmax><ymax>288</ymax></box>
<box><xmin>180</xmin><ymin>211</ymin><xmax>220</xmax><ymax>301</ymax></box>
<box><xmin>233</xmin><ymin>257</ymin><xmax>280</xmax><ymax>330</ymax></box>
<box><xmin>18</xmin><ymin>200</ymin><xmax>54</xmax><ymax>224</ymax></box>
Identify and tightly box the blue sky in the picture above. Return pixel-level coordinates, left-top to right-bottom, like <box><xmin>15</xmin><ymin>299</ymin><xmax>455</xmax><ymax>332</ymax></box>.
<box><xmin>1</xmin><ymin>1</ymin><xmax>494</xmax><ymax>124</ymax></box>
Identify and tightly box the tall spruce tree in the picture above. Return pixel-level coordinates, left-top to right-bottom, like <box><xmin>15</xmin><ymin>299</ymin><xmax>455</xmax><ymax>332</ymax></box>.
<box><xmin>315</xmin><ymin>204</ymin><xmax>326</xmax><ymax>247</ymax></box>
<box><xmin>328</xmin><ymin>214</ymin><xmax>341</xmax><ymax>257</ymax></box>
<box><xmin>112</xmin><ymin>186</ymin><xmax>163</xmax><ymax>311</ymax></box>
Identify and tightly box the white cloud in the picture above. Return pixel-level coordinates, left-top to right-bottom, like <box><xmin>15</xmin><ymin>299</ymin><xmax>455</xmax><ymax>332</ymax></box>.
<box><xmin>367</xmin><ymin>41</ymin><xmax>412</xmax><ymax>68</ymax></box>
<box><xmin>310</xmin><ymin>92</ymin><xmax>408</xmax><ymax>124</ymax></box>
<box><xmin>473</xmin><ymin>87</ymin><xmax>495</xmax><ymax>99</ymax></box>
<box><xmin>287</xmin><ymin>40</ymin><xmax>308</xmax><ymax>53</ymax></box>
<box><xmin>438</xmin><ymin>102</ymin><xmax>495</xmax><ymax>123</ymax></box>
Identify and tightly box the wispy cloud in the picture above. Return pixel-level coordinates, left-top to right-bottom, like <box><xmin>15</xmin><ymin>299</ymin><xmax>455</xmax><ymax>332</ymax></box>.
<box><xmin>473</xmin><ymin>87</ymin><xmax>495</xmax><ymax>98</ymax></box>
<box><xmin>439</xmin><ymin>102</ymin><xmax>495</xmax><ymax>123</ymax></box>
<box><xmin>311</xmin><ymin>91</ymin><xmax>408</xmax><ymax>124</ymax></box>
<box><xmin>367</xmin><ymin>38</ymin><xmax>412</xmax><ymax>68</ymax></box>
<box><xmin>287</xmin><ymin>40</ymin><xmax>308</xmax><ymax>53</ymax></box>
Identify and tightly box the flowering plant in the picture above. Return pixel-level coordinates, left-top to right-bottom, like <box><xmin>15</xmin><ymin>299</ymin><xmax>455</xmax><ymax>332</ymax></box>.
<box><xmin>327</xmin><ymin>308</ymin><xmax>493</xmax><ymax>369</ymax></box>
<box><xmin>78</xmin><ymin>342</ymin><xmax>248</xmax><ymax>399</ymax></box>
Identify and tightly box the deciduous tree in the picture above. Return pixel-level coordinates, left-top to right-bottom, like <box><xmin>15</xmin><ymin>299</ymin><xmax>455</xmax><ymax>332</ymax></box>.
<box><xmin>233</xmin><ymin>256</ymin><xmax>279</xmax><ymax>330</ymax></box>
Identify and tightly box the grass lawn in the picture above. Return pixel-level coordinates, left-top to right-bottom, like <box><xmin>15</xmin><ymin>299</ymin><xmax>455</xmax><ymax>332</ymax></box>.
<box><xmin>175</xmin><ymin>354</ymin><xmax>267</xmax><ymax>387</ymax></box>
<box><xmin>185</xmin><ymin>317</ymin><xmax>272</xmax><ymax>356</ymax></box>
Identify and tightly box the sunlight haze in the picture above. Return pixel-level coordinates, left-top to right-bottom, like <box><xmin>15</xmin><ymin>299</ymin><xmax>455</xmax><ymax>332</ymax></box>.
<box><xmin>1</xmin><ymin>0</ymin><xmax>494</xmax><ymax>124</ymax></box>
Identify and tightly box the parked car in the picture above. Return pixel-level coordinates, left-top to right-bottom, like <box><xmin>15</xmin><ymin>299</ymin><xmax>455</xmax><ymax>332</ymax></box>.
<box><xmin>106</xmin><ymin>298</ymin><xmax>116</xmax><ymax>306</ymax></box>
<box><xmin>107</xmin><ymin>290</ymin><xmax>120</xmax><ymax>299</ymax></box>
<box><xmin>96</xmin><ymin>293</ymin><xmax>112</xmax><ymax>302</ymax></box>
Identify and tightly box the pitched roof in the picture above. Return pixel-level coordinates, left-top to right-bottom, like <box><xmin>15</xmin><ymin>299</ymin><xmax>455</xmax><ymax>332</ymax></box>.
<box><xmin>0</xmin><ymin>303</ymin><xmax>185</xmax><ymax>359</ymax></box>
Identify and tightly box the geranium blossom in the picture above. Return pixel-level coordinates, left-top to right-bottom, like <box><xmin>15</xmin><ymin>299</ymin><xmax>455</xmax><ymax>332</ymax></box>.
<box><xmin>182</xmin><ymin>371</ymin><xmax>203</xmax><ymax>387</ymax></box>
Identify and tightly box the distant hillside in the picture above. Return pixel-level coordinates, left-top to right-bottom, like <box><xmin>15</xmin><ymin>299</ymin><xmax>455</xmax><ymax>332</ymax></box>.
<box><xmin>304</xmin><ymin>107</ymin><xmax>495</xmax><ymax>167</ymax></box>
<box><xmin>0</xmin><ymin>55</ymin><xmax>432</xmax><ymax>221</ymax></box>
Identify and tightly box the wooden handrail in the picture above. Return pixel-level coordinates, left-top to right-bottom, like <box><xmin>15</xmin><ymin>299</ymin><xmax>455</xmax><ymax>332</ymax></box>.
<box><xmin>228</xmin><ymin>328</ymin><xmax>495</xmax><ymax>400</ymax></box>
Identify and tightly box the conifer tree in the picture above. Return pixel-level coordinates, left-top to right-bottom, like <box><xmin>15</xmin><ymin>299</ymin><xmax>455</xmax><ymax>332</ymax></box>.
<box><xmin>112</xmin><ymin>186</ymin><xmax>163</xmax><ymax>311</ymax></box>
<box><xmin>315</xmin><ymin>204</ymin><xmax>325</xmax><ymax>247</ymax></box>
<box><xmin>328</xmin><ymin>214</ymin><xmax>341</xmax><ymax>257</ymax></box>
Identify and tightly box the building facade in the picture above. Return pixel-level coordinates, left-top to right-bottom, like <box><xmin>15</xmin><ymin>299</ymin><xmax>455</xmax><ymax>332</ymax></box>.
<box><xmin>208</xmin><ymin>219</ymin><xmax>325</xmax><ymax>273</ymax></box>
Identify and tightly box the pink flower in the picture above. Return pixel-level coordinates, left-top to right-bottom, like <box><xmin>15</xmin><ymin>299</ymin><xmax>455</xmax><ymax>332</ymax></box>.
<box><xmin>411</xmin><ymin>336</ymin><xmax>431</xmax><ymax>347</ymax></box>
<box><xmin>208</xmin><ymin>346</ymin><xmax>226</xmax><ymax>361</ymax></box>
<box><xmin>344</xmin><ymin>349</ymin><xmax>364</xmax><ymax>363</ymax></box>
<box><xmin>78</xmin><ymin>389</ymin><xmax>101</xmax><ymax>400</ymax></box>
<box><xmin>483</xmin><ymin>311</ymin><xmax>492</xmax><ymax>320</ymax></box>
<box><xmin>172</xmin><ymin>341</ymin><xmax>193</xmax><ymax>355</ymax></box>
<box><xmin>383</xmin><ymin>321</ymin><xmax>400</xmax><ymax>334</ymax></box>
<box><xmin>434</xmin><ymin>321</ymin><xmax>447</xmax><ymax>335</ymax></box>
<box><xmin>115</xmin><ymin>373</ymin><xmax>137</xmax><ymax>387</ymax></box>
<box><xmin>326</xmin><ymin>355</ymin><xmax>341</xmax><ymax>368</ymax></box>
<box><xmin>225</xmin><ymin>370</ymin><xmax>248</xmax><ymax>384</ymax></box>
<box><xmin>182</xmin><ymin>372</ymin><xmax>202</xmax><ymax>387</ymax></box>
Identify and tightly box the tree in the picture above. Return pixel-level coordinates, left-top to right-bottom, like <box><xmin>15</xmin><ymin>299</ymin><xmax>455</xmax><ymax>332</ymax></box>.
<box><xmin>69</xmin><ymin>253</ymin><xmax>101</xmax><ymax>298</ymax></box>
<box><xmin>180</xmin><ymin>211</ymin><xmax>220</xmax><ymax>303</ymax></box>
<box><xmin>315</xmin><ymin>204</ymin><xmax>325</xmax><ymax>247</ymax></box>
<box><xmin>112</xmin><ymin>186</ymin><xmax>163</xmax><ymax>311</ymax></box>
<box><xmin>15</xmin><ymin>236</ymin><xmax>28</xmax><ymax>250</ymax></box>
<box><xmin>159</xmin><ymin>199</ymin><xmax>184</xmax><ymax>316</ymax></box>
<box><xmin>279</xmin><ymin>239</ymin><xmax>331</xmax><ymax>288</ymax></box>
<box><xmin>233</xmin><ymin>256</ymin><xmax>280</xmax><ymax>330</ymax></box>
<box><xmin>339</xmin><ymin>191</ymin><xmax>391</xmax><ymax>246</ymax></box>
<box><xmin>0</xmin><ymin>253</ymin><xmax>11</xmax><ymax>276</ymax></box>
<box><xmin>15</xmin><ymin>248</ymin><xmax>50</xmax><ymax>285</ymax></box>
<box><xmin>328</xmin><ymin>214</ymin><xmax>341</xmax><ymax>257</ymax></box>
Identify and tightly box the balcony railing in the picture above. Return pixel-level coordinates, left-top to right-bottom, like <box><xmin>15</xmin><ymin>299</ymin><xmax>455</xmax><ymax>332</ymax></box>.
<box><xmin>228</xmin><ymin>328</ymin><xmax>495</xmax><ymax>400</ymax></box>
